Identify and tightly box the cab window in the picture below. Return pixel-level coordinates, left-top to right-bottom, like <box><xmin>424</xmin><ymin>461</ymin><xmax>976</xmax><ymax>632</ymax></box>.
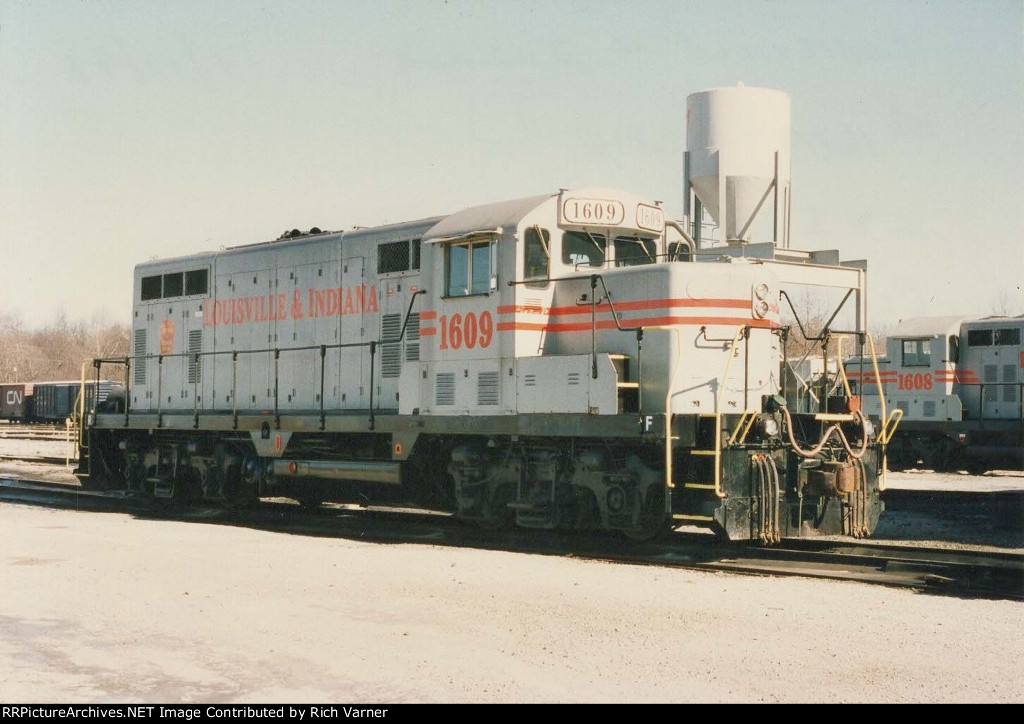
<box><xmin>967</xmin><ymin>329</ymin><xmax>992</xmax><ymax>347</ymax></box>
<box><xmin>901</xmin><ymin>339</ymin><xmax>931</xmax><ymax>367</ymax></box>
<box><xmin>995</xmin><ymin>327</ymin><xmax>1021</xmax><ymax>346</ymax></box>
<box><xmin>445</xmin><ymin>240</ymin><xmax>492</xmax><ymax>297</ymax></box>
<box><xmin>668</xmin><ymin>241</ymin><xmax>692</xmax><ymax>262</ymax></box>
<box><xmin>524</xmin><ymin>227</ymin><xmax>550</xmax><ymax>288</ymax></box>
<box><xmin>562</xmin><ymin>231</ymin><xmax>605</xmax><ymax>268</ymax></box>
<box><xmin>613</xmin><ymin>237</ymin><xmax>656</xmax><ymax>266</ymax></box>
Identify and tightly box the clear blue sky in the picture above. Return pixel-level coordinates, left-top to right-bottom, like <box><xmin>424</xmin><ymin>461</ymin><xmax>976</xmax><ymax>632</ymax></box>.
<box><xmin>2</xmin><ymin>0</ymin><xmax>1022</xmax><ymax>329</ymax></box>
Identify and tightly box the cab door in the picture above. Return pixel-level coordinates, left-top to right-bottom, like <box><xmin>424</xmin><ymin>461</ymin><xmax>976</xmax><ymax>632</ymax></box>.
<box><xmin>339</xmin><ymin>256</ymin><xmax>367</xmax><ymax>409</ymax></box>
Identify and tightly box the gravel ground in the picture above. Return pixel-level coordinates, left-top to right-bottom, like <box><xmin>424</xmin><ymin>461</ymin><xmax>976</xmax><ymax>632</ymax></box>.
<box><xmin>0</xmin><ymin>436</ymin><xmax>1022</xmax><ymax>704</ymax></box>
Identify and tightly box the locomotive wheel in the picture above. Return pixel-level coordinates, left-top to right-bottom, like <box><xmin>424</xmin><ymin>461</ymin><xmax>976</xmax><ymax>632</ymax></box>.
<box><xmin>622</xmin><ymin>485</ymin><xmax>671</xmax><ymax>542</ymax></box>
<box><xmin>475</xmin><ymin>485</ymin><xmax>515</xmax><ymax>531</ymax></box>
<box><xmin>964</xmin><ymin>456</ymin><xmax>988</xmax><ymax>476</ymax></box>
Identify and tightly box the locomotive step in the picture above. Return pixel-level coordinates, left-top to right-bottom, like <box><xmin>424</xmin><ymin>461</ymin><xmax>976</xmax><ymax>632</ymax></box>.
<box><xmin>147</xmin><ymin>477</ymin><xmax>175</xmax><ymax>499</ymax></box>
<box><xmin>506</xmin><ymin>501</ymin><xmax>549</xmax><ymax>513</ymax></box>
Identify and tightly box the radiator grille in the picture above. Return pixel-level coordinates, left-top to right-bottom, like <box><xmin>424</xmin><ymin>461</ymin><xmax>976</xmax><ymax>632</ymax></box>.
<box><xmin>133</xmin><ymin>329</ymin><xmax>147</xmax><ymax>385</ymax></box>
<box><xmin>435</xmin><ymin>372</ymin><xmax>455</xmax><ymax>406</ymax></box>
<box><xmin>477</xmin><ymin>371</ymin><xmax>499</xmax><ymax>406</ymax></box>
<box><xmin>381</xmin><ymin>314</ymin><xmax>402</xmax><ymax>378</ymax></box>
<box><xmin>984</xmin><ymin>365</ymin><xmax>998</xmax><ymax>402</ymax></box>
<box><xmin>187</xmin><ymin>330</ymin><xmax>203</xmax><ymax>385</ymax></box>
<box><xmin>405</xmin><ymin>313</ymin><xmax>420</xmax><ymax>362</ymax></box>
<box><xmin>1003</xmin><ymin>365</ymin><xmax>1017</xmax><ymax>402</ymax></box>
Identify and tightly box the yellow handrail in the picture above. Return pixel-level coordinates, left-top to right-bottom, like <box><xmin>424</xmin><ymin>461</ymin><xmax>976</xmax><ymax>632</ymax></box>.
<box><xmin>76</xmin><ymin>359</ymin><xmax>89</xmax><ymax>450</ymax></box>
<box><xmin>728</xmin><ymin>409</ymin><xmax>759</xmax><ymax>446</ymax></box>
<box><xmin>645</xmin><ymin>327</ymin><xmax>683</xmax><ymax>494</ymax></box>
<box><xmin>864</xmin><ymin>333</ymin><xmax>903</xmax><ymax>490</ymax></box>
<box><xmin>703</xmin><ymin>326</ymin><xmax>749</xmax><ymax>499</ymax></box>
<box><xmin>836</xmin><ymin>337</ymin><xmax>854</xmax><ymax>399</ymax></box>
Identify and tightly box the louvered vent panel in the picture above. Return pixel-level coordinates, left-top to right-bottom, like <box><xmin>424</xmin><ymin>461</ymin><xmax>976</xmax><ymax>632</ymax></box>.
<box><xmin>984</xmin><ymin>365</ymin><xmax>999</xmax><ymax>401</ymax></box>
<box><xmin>524</xmin><ymin>373</ymin><xmax>537</xmax><ymax>387</ymax></box>
<box><xmin>405</xmin><ymin>313</ymin><xmax>420</xmax><ymax>362</ymax></box>
<box><xmin>477</xmin><ymin>371</ymin><xmax>499</xmax><ymax>406</ymax></box>
<box><xmin>435</xmin><ymin>372</ymin><xmax>455</xmax><ymax>406</ymax></box>
<box><xmin>187</xmin><ymin>330</ymin><xmax>203</xmax><ymax>384</ymax></box>
<box><xmin>1003</xmin><ymin>365</ymin><xmax>1017</xmax><ymax>402</ymax></box>
<box><xmin>923</xmin><ymin>400</ymin><xmax>936</xmax><ymax>418</ymax></box>
<box><xmin>133</xmin><ymin>329</ymin><xmax>147</xmax><ymax>385</ymax></box>
<box><xmin>381</xmin><ymin>314</ymin><xmax>402</xmax><ymax>378</ymax></box>
<box><xmin>567</xmin><ymin>372</ymin><xmax>581</xmax><ymax>386</ymax></box>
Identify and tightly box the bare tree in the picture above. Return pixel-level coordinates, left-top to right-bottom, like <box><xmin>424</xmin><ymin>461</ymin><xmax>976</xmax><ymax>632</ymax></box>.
<box><xmin>0</xmin><ymin>311</ymin><xmax>130</xmax><ymax>384</ymax></box>
<box><xmin>990</xmin><ymin>289</ymin><xmax>1022</xmax><ymax>317</ymax></box>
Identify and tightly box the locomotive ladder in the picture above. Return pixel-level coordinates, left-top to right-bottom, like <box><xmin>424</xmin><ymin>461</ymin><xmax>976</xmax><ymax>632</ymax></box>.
<box><xmin>609</xmin><ymin>353</ymin><xmax>639</xmax><ymax>413</ymax></box>
<box><xmin>672</xmin><ymin>326</ymin><xmax>756</xmax><ymax>524</ymax></box>
<box><xmin>670</xmin><ymin>413</ymin><xmax>725</xmax><ymax>524</ymax></box>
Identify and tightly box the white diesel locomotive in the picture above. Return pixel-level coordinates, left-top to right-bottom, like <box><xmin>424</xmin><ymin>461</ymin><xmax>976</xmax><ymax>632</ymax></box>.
<box><xmin>844</xmin><ymin>315</ymin><xmax>1023</xmax><ymax>473</ymax></box>
<box><xmin>77</xmin><ymin>85</ymin><xmax>893</xmax><ymax>542</ymax></box>
<box><xmin>77</xmin><ymin>185</ymin><xmax>886</xmax><ymax>542</ymax></box>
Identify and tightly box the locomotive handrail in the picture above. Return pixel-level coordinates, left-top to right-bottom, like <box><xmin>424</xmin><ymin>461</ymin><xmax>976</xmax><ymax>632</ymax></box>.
<box><xmin>687</xmin><ymin>325</ymin><xmax>750</xmax><ymax>500</ymax></box>
<box><xmin>781</xmin><ymin>405</ymin><xmax>870</xmax><ymax>460</ymax></box>
<box><xmin>962</xmin><ymin>381</ymin><xmax>1024</xmax><ymax>422</ymax></box>
<box><xmin>639</xmin><ymin>324</ymin><xmax>683</xmax><ymax>525</ymax></box>
<box><xmin>394</xmin><ymin>289</ymin><xmax>428</xmax><ymax>344</ymax></box>
<box><xmin>583</xmin><ymin>275</ymin><xmax>641</xmax><ymax>379</ymax></box>
<box><xmin>834</xmin><ymin>336</ymin><xmax>854</xmax><ymax>400</ymax></box>
<box><xmin>728</xmin><ymin>410</ymin><xmax>760</xmax><ymax>446</ymax></box>
<box><xmin>76</xmin><ymin>359</ymin><xmax>90</xmax><ymax>451</ymax></box>
<box><xmin>864</xmin><ymin>332</ymin><xmax>900</xmax><ymax>490</ymax></box>
<box><xmin>664</xmin><ymin>219</ymin><xmax>697</xmax><ymax>261</ymax></box>
<box><xmin>508</xmin><ymin>273</ymin><xmax>647</xmax><ymax>418</ymax></box>
<box><xmin>85</xmin><ymin>292</ymin><xmax>430</xmax><ymax>434</ymax></box>
<box><xmin>779</xmin><ymin>288</ymin><xmax>855</xmax><ymax>343</ymax></box>
<box><xmin>89</xmin><ymin>336</ymin><xmax>387</xmax><ymax>432</ymax></box>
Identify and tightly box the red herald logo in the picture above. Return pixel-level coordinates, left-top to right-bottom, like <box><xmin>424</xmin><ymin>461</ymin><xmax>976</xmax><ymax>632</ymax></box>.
<box><xmin>159</xmin><ymin>318</ymin><xmax>175</xmax><ymax>355</ymax></box>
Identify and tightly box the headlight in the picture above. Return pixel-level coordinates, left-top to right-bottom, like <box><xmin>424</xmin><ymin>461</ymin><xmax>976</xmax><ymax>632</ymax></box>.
<box><xmin>758</xmin><ymin>414</ymin><xmax>780</xmax><ymax>438</ymax></box>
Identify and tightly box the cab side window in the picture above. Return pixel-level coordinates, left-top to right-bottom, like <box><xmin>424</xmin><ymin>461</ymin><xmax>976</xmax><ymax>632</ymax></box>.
<box><xmin>524</xmin><ymin>227</ymin><xmax>550</xmax><ymax>288</ymax></box>
<box><xmin>901</xmin><ymin>339</ymin><xmax>931</xmax><ymax>367</ymax></box>
<box><xmin>445</xmin><ymin>240</ymin><xmax>492</xmax><ymax>297</ymax></box>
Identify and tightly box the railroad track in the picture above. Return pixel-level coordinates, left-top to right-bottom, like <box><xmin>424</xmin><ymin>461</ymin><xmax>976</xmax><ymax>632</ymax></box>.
<box><xmin>2</xmin><ymin>476</ymin><xmax>1021</xmax><ymax>602</ymax></box>
<box><xmin>0</xmin><ymin>453</ymin><xmax>75</xmax><ymax>466</ymax></box>
<box><xmin>0</xmin><ymin>429</ymin><xmax>75</xmax><ymax>442</ymax></box>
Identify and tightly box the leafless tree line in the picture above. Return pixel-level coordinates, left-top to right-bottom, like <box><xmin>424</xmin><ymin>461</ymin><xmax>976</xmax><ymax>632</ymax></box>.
<box><xmin>0</xmin><ymin>312</ymin><xmax>130</xmax><ymax>384</ymax></box>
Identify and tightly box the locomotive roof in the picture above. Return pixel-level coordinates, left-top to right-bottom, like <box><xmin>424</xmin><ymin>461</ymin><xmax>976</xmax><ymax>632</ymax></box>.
<box><xmin>891</xmin><ymin>315</ymin><xmax>1024</xmax><ymax>338</ymax></box>
<box><xmin>961</xmin><ymin>314</ymin><xmax>1024</xmax><ymax>327</ymax></box>
<box><xmin>423</xmin><ymin>192</ymin><xmax>555</xmax><ymax>243</ymax></box>
<box><xmin>892</xmin><ymin>316</ymin><xmax>963</xmax><ymax>337</ymax></box>
<box><xmin>134</xmin><ymin>187</ymin><xmax>654</xmax><ymax>273</ymax></box>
